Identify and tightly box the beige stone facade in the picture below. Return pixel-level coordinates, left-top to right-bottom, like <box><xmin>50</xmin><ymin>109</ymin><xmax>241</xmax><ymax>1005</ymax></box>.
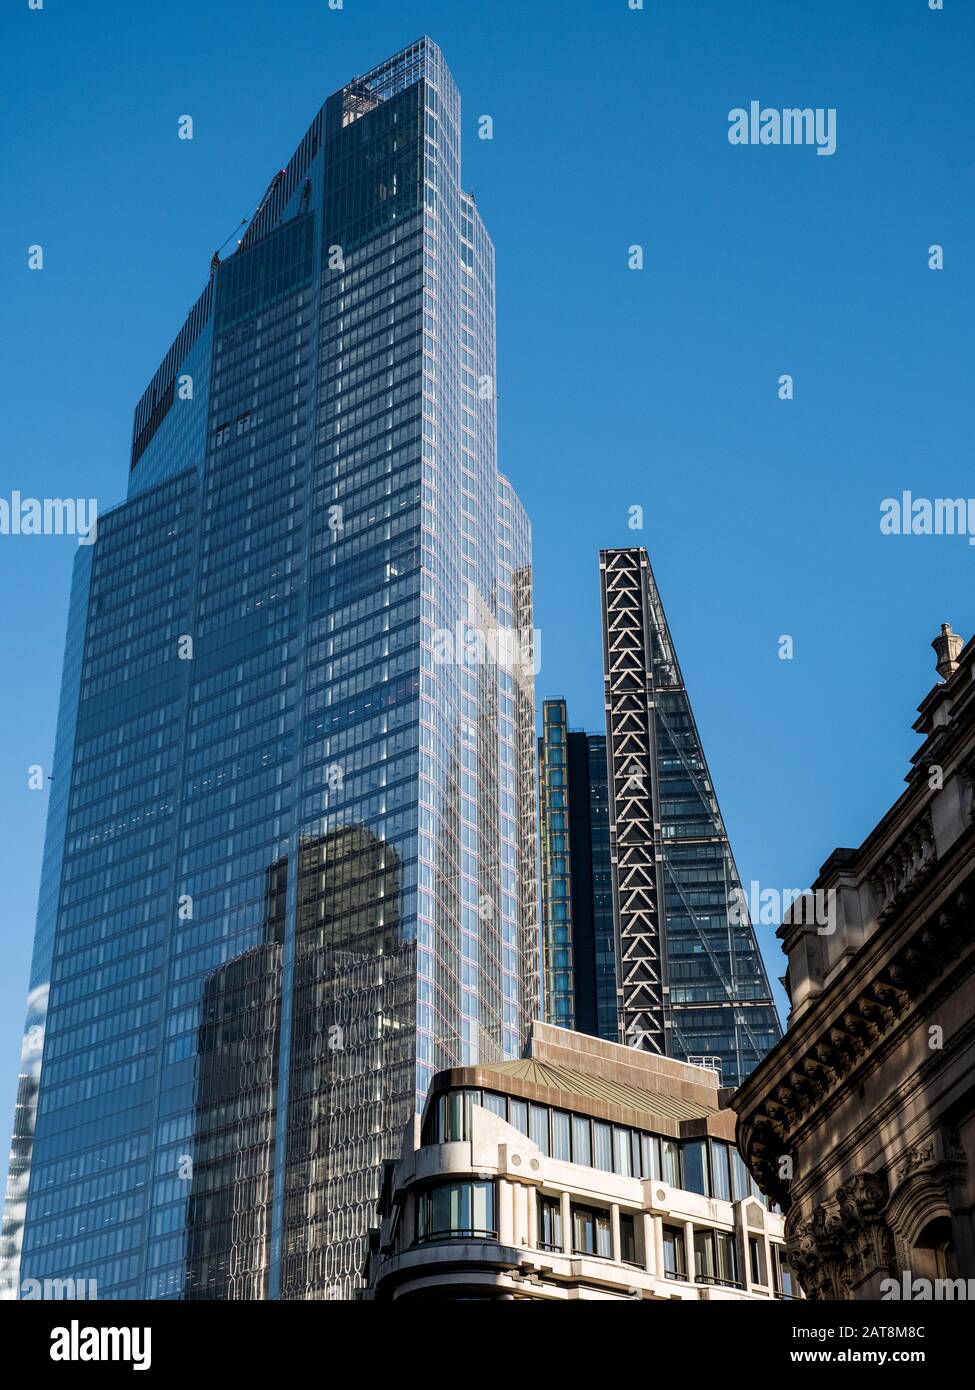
<box><xmin>734</xmin><ymin>625</ymin><xmax>975</xmax><ymax>1300</ymax></box>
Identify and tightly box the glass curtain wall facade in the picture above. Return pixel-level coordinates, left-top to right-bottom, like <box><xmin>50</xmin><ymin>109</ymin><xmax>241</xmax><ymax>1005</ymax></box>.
<box><xmin>538</xmin><ymin>700</ymin><xmax>617</xmax><ymax>1042</ymax></box>
<box><xmin>0</xmin><ymin>37</ymin><xmax>537</xmax><ymax>1302</ymax></box>
<box><xmin>599</xmin><ymin>548</ymin><xmax>780</xmax><ymax>1087</ymax></box>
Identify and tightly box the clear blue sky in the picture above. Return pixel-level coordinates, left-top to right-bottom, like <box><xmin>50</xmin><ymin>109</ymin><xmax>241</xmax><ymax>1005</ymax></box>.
<box><xmin>1</xmin><ymin>0</ymin><xmax>971</xmax><ymax>1195</ymax></box>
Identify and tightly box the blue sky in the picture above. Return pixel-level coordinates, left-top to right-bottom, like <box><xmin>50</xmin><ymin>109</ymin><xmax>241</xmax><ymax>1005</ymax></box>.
<box><xmin>1</xmin><ymin>0</ymin><xmax>971</xmax><ymax>1194</ymax></box>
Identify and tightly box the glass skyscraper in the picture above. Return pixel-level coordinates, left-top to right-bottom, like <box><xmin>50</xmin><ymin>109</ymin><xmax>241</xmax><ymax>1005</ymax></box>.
<box><xmin>1</xmin><ymin>38</ymin><xmax>538</xmax><ymax>1301</ymax></box>
<box><xmin>599</xmin><ymin>548</ymin><xmax>781</xmax><ymax>1087</ymax></box>
<box><xmin>538</xmin><ymin>700</ymin><xmax>617</xmax><ymax>1043</ymax></box>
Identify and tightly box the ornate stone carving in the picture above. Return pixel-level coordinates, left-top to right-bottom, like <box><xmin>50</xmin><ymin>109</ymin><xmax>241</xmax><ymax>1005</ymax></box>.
<box><xmin>829</xmin><ymin>1025</ymin><xmax>862</xmax><ymax>1064</ymax></box>
<box><xmin>837</xmin><ymin>1169</ymin><xmax>888</xmax><ymax>1220</ymax></box>
<box><xmin>896</xmin><ymin>1144</ymin><xmax>935</xmax><ymax>1181</ymax></box>
<box><xmin>884</xmin><ymin>1131</ymin><xmax>968</xmax><ymax>1274</ymax></box>
<box><xmin>870</xmin><ymin>810</ymin><xmax>937</xmax><ymax>924</ymax></box>
<box><xmin>786</xmin><ymin>1170</ymin><xmax>895</xmax><ymax>1300</ymax></box>
<box><xmin>960</xmin><ymin>759</ymin><xmax>975</xmax><ymax>822</ymax></box>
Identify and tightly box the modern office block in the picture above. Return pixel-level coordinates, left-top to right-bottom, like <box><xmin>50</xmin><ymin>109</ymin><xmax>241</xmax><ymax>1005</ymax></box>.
<box><xmin>538</xmin><ymin>700</ymin><xmax>617</xmax><ymax>1042</ymax></box>
<box><xmin>0</xmin><ymin>38</ymin><xmax>538</xmax><ymax>1301</ymax></box>
<box><xmin>365</xmin><ymin>1022</ymin><xmax>798</xmax><ymax>1300</ymax></box>
<box><xmin>599</xmin><ymin>548</ymin><xmax>780</xmax><ymax>1087</ymax></box>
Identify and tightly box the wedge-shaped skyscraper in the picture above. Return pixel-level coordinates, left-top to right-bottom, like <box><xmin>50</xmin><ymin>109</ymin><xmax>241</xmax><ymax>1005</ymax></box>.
<box><xmin>599</xmin><ymin>549</ymin><xmax>780</xmax><ymax>1087</ymax></box>
<box><xmin>1</xmin><ymin>38</ymin><xmax>538</xmax><ymax>1302</ymax></box>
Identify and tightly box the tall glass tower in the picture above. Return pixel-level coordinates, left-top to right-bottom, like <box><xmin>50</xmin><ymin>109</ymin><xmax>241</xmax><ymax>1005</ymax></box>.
<box><xmin>538</xmin><ymin>700</ymin><xmax>617</xmax><ymax>1043</ymax></box>
<box><xmin>599</xmin><ymin>548</ymin><xmax>780</xmax><ymax>1088</ymax></box>
<box><xmin>1</xmin><ymin>38</ymin><xmax>538</xmax><ymax>1301</ymax></box>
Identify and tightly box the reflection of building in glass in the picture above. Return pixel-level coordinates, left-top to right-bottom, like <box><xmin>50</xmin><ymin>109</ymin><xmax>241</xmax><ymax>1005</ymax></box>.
<box><xmin>281</xmin><ymin>827</ymin><xmax>413</xmax><ymax>1299</ymax></box>
<box><xmin>365</xmin><ymin>1022</ymin><xmax>797</xmax><ymax>1300</ymax></box>
<box><xmin>538</xmin><ymin>700</ymin><xmax>617</xmax><ymax>1042</ymax></box>
<box><xmin>185</xmin><ymin>829</ymin><xmax>411</xmax><ymax>1300</ymax></box>
<box><xmin>599</xmin><ymin>548</ymin><xmax>781</xmax><ymax>1087</ymax></box>
<box><xmin>2</xmin><ymin>37</ymin><xmax>537</xmax><ymax>1302</ymax></box>
<box><xmin>185</xmin><ymin>856</ymin><xmax>287</xmax><ymax>1300</ymax></box>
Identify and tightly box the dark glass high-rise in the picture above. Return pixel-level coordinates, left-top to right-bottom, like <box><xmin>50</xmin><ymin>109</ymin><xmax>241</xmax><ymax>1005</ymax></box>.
<box><xmin>538</xmin><ymin>700</ymin><xmax>617</xmax><ymax>1043</ymax></box>
<box><xmin>0</xmin><ymin>38</ymin><xmax>538</xmax><ymax>1301</ymax></box>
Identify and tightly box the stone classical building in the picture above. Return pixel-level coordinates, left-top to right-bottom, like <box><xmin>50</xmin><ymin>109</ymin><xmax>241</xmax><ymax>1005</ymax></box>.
<box><xmin>734</xmin><ymin>624</ymin><xmax>975</xmax><ymax>1300</ymax></box>
<box><xmin>364</xmin><ymin>1022</ymin><xmax>795</xmax><ymax>1299</ymax></box>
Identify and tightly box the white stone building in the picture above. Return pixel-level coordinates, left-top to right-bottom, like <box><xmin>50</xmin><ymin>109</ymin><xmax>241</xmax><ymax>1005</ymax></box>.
<box><xmin>365</xmin><ymin>1023</ymin><xmax>796</xmax><ymax>1300</ymax></box>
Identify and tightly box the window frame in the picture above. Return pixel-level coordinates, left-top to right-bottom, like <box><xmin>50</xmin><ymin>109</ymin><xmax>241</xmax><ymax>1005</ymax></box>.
<box><xmin>571</xmin><ymin>1202</ymin><xmax>612</xmax><ymax>1259</ymax></box>
<box><xmin>662</xmin><ymin>1224</ymin><xmax>687</xmax><ymax>1280</ymax></box>
<box><xmin>416</xmin><ymin>1178</ymin><xmax>497</xmax><ymax>1244</ymax></box>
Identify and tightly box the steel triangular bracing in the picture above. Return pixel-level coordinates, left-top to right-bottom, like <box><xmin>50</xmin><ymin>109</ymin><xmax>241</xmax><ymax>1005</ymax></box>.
<box><xmin>599</xmin><ymin>548</ymin><xmax>782</xmax><ymax>1086</ymax></box>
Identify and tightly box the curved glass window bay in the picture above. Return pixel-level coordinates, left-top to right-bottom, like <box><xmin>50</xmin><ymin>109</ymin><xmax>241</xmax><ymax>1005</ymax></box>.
<box><xmin>417</xmin><ymin>1181</ymin><xmax>496</xmax><ymax>1243</ymax></box>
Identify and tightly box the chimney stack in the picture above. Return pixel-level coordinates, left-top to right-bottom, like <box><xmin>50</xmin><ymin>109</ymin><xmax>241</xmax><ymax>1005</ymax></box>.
<box><xmin>932</xmin><ymin>623</ymin><xmax>964</xmax><ymax>681</ymax></box>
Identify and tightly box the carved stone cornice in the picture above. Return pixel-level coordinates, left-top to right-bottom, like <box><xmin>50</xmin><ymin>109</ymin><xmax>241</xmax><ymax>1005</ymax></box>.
<box><xmin>783</xmin><ymin>1009</ymin><xmax>975</xmax><ymax>1224</ymax></box>
<box><xmin>736</xmin><ymin>879</ymin><xmax>972</xmax><ymax>1209</ymax></box>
